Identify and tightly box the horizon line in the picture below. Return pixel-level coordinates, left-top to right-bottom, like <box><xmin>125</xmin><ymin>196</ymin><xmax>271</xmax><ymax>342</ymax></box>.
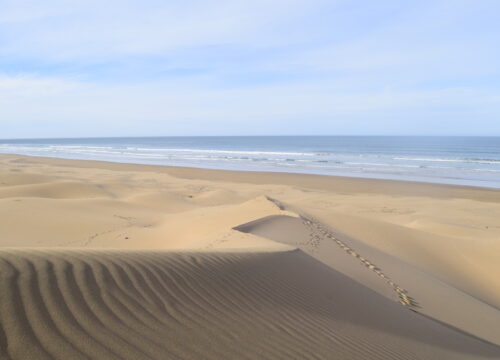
<box><xmin>2</xmin><ymin>134</ymin><xmax>500</xmax><ymax>141</ymax></box>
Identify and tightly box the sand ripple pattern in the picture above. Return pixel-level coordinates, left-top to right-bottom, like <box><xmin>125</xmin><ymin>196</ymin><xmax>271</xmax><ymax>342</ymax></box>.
<box><xmin>0</xmin><ymin>249</ymin><xmax>498</xmax><ymax>360</ymax></box>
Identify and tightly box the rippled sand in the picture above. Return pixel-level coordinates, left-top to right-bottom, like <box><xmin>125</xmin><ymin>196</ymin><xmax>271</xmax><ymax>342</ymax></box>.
<box><xmin>1</xmin><ymin>154</ymin><xmax>499</xmax><ymax>359</ymax></box>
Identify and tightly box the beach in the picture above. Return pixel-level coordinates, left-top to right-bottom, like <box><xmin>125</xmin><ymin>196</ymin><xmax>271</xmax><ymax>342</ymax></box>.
<box><xmin>2</xmin><ymin>136</ymin><xmax>499</xmax><ymax>188</ymax></box>
<box><xmin>1</xmin><ymin>153</ymin><xmax>500</xmax><ymax>359</ymax></box>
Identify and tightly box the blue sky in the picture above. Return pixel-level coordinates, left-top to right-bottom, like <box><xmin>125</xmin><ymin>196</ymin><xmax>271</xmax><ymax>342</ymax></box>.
<box><xmin>1</xmin><ymin>0</ymin><xmax>499</xmax><ymax>138</ymax></box>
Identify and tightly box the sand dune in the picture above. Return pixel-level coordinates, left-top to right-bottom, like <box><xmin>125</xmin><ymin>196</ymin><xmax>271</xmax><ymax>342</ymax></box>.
<box><xmin>1</xmin><ymin>249</ymin><xmax>499</xmax><ymax>360</ymax></box>
<box><xmin>1</xmin><ymin>154</ymin><xmax>500</xmax><ymax>359</ymax></box>
<box><xmin>234</xmin><ymin>212</ymin><xmax>500</xmax><ymax>345</ymax></box>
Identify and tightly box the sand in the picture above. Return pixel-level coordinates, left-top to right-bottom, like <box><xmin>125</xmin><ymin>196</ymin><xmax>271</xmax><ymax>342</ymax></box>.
<box><xmin>0</xmin><ymin>153</ymin><xmax>499</xmax><ymax>359</ymax></box>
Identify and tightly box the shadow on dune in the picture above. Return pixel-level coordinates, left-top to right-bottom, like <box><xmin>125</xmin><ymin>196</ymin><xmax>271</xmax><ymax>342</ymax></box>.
<box><xmin>0</xmin><ymin>249</ymin><xmax>498</xmax><ymax>360</ymax></box>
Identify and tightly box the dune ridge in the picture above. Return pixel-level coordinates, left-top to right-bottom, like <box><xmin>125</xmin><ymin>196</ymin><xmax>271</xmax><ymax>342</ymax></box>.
<box><xmin>238</xmin><ymin>196</ymin><xmax>419</xmax><ymax>308</ymax></box>
<box><xmin>236</xmin><ymin>212</ymin><xmax>419</xmax><ymax>310</ymax></box>
<box><xmin>233</xmin><ymin>207</ymin><xmax>500</xmax><ymax>346</ymax></box>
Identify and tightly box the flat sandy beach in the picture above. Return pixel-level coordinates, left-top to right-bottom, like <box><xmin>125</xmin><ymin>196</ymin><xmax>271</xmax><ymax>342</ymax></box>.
<box><xmin>1</xmin><ymin>153</ymin><xmax>500</xmax><ymax>359</ymax></box>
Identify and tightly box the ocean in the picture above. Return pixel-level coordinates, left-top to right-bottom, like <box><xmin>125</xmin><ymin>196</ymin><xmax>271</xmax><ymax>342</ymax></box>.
<box><xmin>1</xmin><ymin>136</ymin><xmax>500</xmax><ymax>188</ymax></box>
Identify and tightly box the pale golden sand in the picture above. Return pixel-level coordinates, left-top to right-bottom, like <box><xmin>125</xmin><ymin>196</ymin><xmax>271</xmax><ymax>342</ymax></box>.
<box><xmin>1</xmin><ymin>154</ymin><xmax>500</xmax><ymax>359</ymax></box>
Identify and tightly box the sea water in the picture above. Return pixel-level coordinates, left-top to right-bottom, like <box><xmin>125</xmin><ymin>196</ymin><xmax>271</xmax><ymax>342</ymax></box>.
<box><xmin>1</xmin><ymin>136</ymin><xmax>499</xmax><ymax>188</ymax></box>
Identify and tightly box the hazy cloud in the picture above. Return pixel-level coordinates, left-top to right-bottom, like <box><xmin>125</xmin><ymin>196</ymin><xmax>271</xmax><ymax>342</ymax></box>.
<box><xmin>0</xmin><ymin>0</ymin><xmax>499</xmax><ymax>137</ymax></box>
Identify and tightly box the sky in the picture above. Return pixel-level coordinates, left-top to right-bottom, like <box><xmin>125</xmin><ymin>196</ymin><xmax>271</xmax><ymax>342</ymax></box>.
<box><xmin>0</xmin><ymin>0</ymin><xmax>499</xmax><ymax>138</ymax></box>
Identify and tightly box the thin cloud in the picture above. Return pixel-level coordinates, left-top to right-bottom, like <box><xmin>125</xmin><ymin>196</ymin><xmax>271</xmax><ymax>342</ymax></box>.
<box><xmin>0</xmin><ymin>0</ymin><xmax>499</xmax><ymax>137</ymax></box>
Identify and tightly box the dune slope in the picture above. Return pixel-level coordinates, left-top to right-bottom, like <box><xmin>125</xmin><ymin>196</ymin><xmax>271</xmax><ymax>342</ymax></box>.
<box><xmin>234</xmin><ymin>211</ymin><xmax>500</xmax><ymax>346</ymax></box>
<box><xmin>1</xmin><ymin>249</ymin><xmax>499</xmax><ymax>360</ymax></box>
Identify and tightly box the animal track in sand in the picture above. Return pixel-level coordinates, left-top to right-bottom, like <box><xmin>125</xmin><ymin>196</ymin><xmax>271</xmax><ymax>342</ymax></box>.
<box><xmin>300</xmin><ymin>216</ymin><xmax>419</xmax><ymax>310</ymax></box>
<box><xmin>57</xmin><ymin>214</ymin><xmax>144</xmax><ymax>247</ymax></box>
<box><xmin>358</xmin><ymin>206</ymin><xmax>415</xmax><ymax>215</ymax></box>
<box><xmin>265</xmin><ymin>196</ymin><xmax>419</xmax><ymax>310</ymax></box>
<box><xmin>205</xmin><ymin>232</ymin><xmax>232</xmax><ymax>249</ymax></box>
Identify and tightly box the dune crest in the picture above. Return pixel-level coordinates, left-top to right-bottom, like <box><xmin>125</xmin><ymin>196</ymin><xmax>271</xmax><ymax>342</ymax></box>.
<box><xmin>234</xmin><ymin>205</ymin><xmax>500</xmax><ymax>346</ymax></box>
<box><xmin>235</xmin><ymin>213</ymin><xmax>419</xmax><ymax>309</ymax></box>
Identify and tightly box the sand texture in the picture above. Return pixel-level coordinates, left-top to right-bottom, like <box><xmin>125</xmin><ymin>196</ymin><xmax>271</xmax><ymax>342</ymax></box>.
<box><xmin>1</xmin><ymin>154</ymin><xmax>500</xmax><ymax>359</ymax></box>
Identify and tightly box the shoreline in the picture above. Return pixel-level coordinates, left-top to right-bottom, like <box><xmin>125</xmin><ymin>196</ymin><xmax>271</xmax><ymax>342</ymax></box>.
<box><xmin>1</xmin><ymin>135</ymin><xmax>499</xmax><ymax>191</ymax></box>
<box><xmin>3</xmin><ymin>153</ymin><xmax>500</xmax><ymax>201</ymax></box>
